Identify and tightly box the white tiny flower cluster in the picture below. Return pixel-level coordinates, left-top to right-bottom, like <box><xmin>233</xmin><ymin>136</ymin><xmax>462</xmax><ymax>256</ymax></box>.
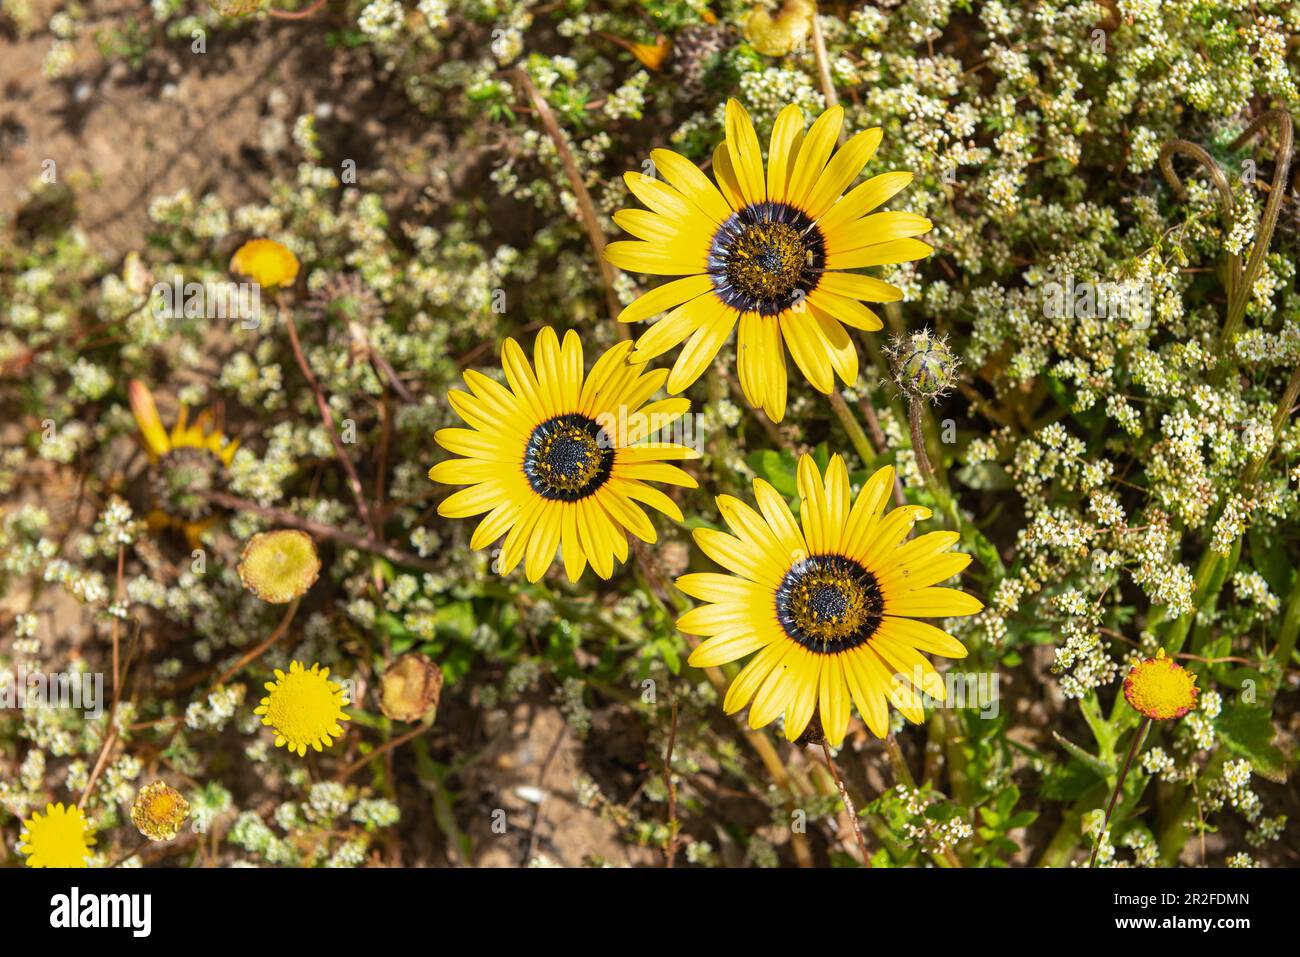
<box><xmin>1206</xmin><ymin>759</ymin><xmax>1262</xmax><ymax>824</ymax></box>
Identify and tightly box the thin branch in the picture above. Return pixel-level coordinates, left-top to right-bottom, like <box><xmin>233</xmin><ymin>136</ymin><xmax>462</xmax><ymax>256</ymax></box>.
<box><xmin>808</xmin><ymin>6</ymin><xmax>843</xmax><ymax>145</ymax></box>
<box><xmin>336</xmin><ymin>723</ymin><xmax>431</xmax><ymax>781</ymax></box>
<box><xmin>1158</xmin><ymin>139</ymin><xmax>1239</xmax><ymax>298</ymax></box>
<box><xmin>662</xmin><ymin>693</ymin><xmax>681</xmax><ymax>867</ymax></box>
<box><xmin>822</xmin><ymin>744</ymin><xmax>871</xmax><ymax>865</ymax></box>
<box><xmin>511</xmin><ymin>68</ymin><xmax>627</xmax><ymax>327</ymax></box>
<box><xmin>199</xmin><ymin>489</ymin><xmax>439</xmax><ymax>572</ymax></box>
<box><xmin>208</xmin><ymin>597</ymin><xmax>302</xmax><ymax>689</ymax></box>
<box><xmin>283</xmin><ymin>311</ymin><xmax>375</xmax><ymax>531</ymax></box>
<box><xmin>266</xmin><ymin>0</ymin><xmax>327</xmax><ymax>19</ymax></box>
<box><xmin>1090</xmin><ymin>717</ymin><xmax>1151</xmax><ymax>867</ymax></box>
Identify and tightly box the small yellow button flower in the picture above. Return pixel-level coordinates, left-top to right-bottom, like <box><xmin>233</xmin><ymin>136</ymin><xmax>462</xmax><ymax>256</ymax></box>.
<box><xmin>230</xmin><ymin>238</ymin><xmax>300</xmax><ymax>289</ymax></box>
<box><xmin>131</xmin><ymin>781</ymin><xmax>191</xmax><ymax>841</ymax></box>
<box><xmin>20</xmin><ymin>803</ymin><xmax>95</xmax><ymax>868</ymax></box>
<box><xmin>1123</xmin><ymin>648</ymin><xmax>1199</xmax><ymax>720</ymax></box>
<box><xmin>254</xmin><ymin>660</ymin><xmax>351</xmax><ymax>756</ymax></box>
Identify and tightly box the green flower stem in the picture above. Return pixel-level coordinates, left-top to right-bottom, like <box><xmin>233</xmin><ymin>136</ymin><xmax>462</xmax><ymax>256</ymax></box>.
<box><xmin>706</xmin><ymin>367</ymin><xmax>743</xmax><ymax>497</ymax></box>
<box><xmin>1272</xmin><ymin>570</ymin><xmax>1300</xmax><ymax>694</ymax></box>
<box><xmin>940</xmin><ymin>710</ymin><xmax>974</xmax><ymax>807</ymax></box>
<box><xmin>908</xmin><ymin>397</ymin><xmax>936</xmax><ymax>483</ymax></box>
<box><xmin>1037</xmin><ymin>781</ymin><xmax>1108</xmax><ymax>867</ymax></box>
<box><xmin>828</xmin><ymin>389</ymin><xmax>879</xmax><ymax>468</ymax></box>
<box><xmin>902</xmin><ymin>397</ymin><xmax>1006</xmax><ymax>579</ymax></box>
<box><xmin>884</xmin><ymin>733</ymin><xmax>916</xmax><ymax>789</ymax></box>
<box><xmin>1214</xmin><ymin>111</ymin><xmax>1293</xmax><ymax>384</ymax></box>
<box><xmin>1089</xmin><ymin>716</ymin><xmax>1151</xmax><ymax>867</ymax></box>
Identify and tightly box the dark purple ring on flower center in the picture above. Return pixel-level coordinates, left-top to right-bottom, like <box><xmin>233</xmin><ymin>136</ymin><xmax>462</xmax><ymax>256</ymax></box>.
<box><xmin>708</xmin><ymin>201</ymin><xmax>826</xmax><ymax>316</ymax></box>
<box><xmin>775</xmin><ymin>554</ymin><xmax>884</xmax><ymax>653</ymax></box>
<box><xmin>523</xmin><ymin>413</ymin><xmax>615</xmax><ymax>501</ymax></box>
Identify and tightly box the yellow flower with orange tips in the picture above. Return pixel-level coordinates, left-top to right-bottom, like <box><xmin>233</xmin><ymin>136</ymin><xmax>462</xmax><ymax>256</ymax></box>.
<box><xmin>677</xmin><ymin>454</ymin><xmax>981</xmax><ymax>746</ymax></box>
<box><xmin>1123</xmin><ymin>648</ymin><xmax>1199</xmax><ymax>720</ymax></box>
<box><xmin>607</xmin><ymin>99</ymin><xmax>933</xmax><ymax>422</ymax></box>
<box><xmin>129</xmin><ymin>379</ymin><xmax>239</xmax><ymax>546</ymax></box>
<box><xmin>429</xmin><ymin>327</ymin><xmax>699</xmax><ymax>583</ymax></box>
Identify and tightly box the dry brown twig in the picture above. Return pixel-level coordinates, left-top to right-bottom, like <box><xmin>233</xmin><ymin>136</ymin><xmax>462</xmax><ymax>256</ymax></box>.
<box><xmin>510</xmin><ymin>68</ymin><xmax>628</xmax><ymax>329</ymax></box>
<box><xmin>283</xmin><ymin>310</ymin><xmax>376</xmax><ymax>532</ymax></box>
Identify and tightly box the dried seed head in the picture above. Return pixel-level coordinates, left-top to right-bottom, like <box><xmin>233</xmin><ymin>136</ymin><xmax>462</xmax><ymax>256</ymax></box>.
<box><xmin>238</xmin><ymin>529</ymin><xmax>321</xmax><ymax>604</ymax></box>
<box><xmin>379</xmin><ymin>652</ymin><xmax>444</xmax><ymax>724</ymax></box>
<box><xmin>209</xmin><ymin>0</ymin><xmax>266</xmax><ymax>18</ymax></box>
<box><xmin>149</xmin><ymin>446</ymin><xmax>218</xmax><ymax>523</ymax></box>
<box><xmin>131</xmin><ymin>781</ymin><xmax>190</xmax><ymax>841</ymax></box>
<box><xmin>885</xmin><ymin>328</ymin><xmax>961</xmax><ymax>403</ymax></box>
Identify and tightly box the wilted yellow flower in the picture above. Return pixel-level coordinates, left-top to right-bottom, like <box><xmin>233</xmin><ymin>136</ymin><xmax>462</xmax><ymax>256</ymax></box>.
<box><xmin>131</xmin><ymin>781</ymin><xmax>190</xmax><ymax>841</ymax></box>
<box><xmin>599</xmin><ymin>31</ymin><xmax>671</xmax><ymax>70</ymax></box>
<box><xmin>1123</xmin><ymin>649</ymin><xmax>1199</xmax><ymax>720</ymax></box>
<box><xmin>744</xmin><ymin>0</ymin><xmax>815</xmax><ymax>56</ymax></box>
<box><xmin>129</xmin><ymin>379</ymin><xmax>240</xmax><ymax>546</ymax></box>
<box><xmin>254</xmin><ymin>660</ymin><xmax>351</xmax><ymax>756</ymax></box>
<box><xmin>230</xmin><ymin>238</ymin><xmax>299</xmax><ymax>289</ymax></box>
<box><xmin>19</xmin><ymin>803</ymin><xmax>95</xmax><ymax>868</ymax></box>
<box><xmin>380</xmin><ymin>652</ymin><xmax>444</xmax><ymax>723</ymax></box>
<box><xmin>238</xmin><ymin>529</ymin><xmax>321</xmax><ymax>604</ymax></box>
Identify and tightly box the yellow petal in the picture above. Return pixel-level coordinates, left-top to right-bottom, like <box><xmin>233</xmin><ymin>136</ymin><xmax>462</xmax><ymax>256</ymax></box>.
<box><xmin>885</xmin><ymin>587</ymin><xmax>984</xmax><ymax>618</ymax></box>
<box><xmin>724</xmin><ymin>99</ymin><xmax>766</xmax><ymax>207</ymax></box>
<box><xmin>765</xmin><ymin>103</ymin><xmax>805</xmax><ymax>203</ymax></box>
<box><xmin>128</xmin><ymin>380</ymin><xmax>172</xmax><ymax>459</ymax></box>
<box><xmin>617</xmin><ymin>274</ymin><xmax>716</xmax><ymax>326</ymax></box>
<box><xmin>649</xmin><ymin>148</ymin><xmax>733</xmax><ymax>224</ymax></box>
<box><xmin>805</xmin><ymin>127</ymin><xmax>882</xmax><ymax>221</ymax></box>
<box><xmin>818</xmin><ymin>171</ymin><xmax>915</xmax><ymax>235</ymax></box>
<box><xmin>785</xmin><ymin>105</ymin><xmax>843</xmax><ymax>208</ymax></box>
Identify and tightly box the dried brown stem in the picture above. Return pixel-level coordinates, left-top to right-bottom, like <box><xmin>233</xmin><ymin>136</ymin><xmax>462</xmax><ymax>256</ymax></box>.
<box><xmin>336</xmin><ymin>723</ymin><xmax>430</xmax><ymax>781</ymax></box>
<box><xmin>808</xmin><ymin>6</ymin><xmax>844</xmax><ymax>143</ymax></box>
<box><xmin>511</xmin><ymin>69</ymin><xmax>626</xmax><ymax>327</ymax></box>
<box><xmin>198</xmin><ymin>489</ymin><xmax>439</xmax><ymax>572</ymax></box>
<box><xmin>283</xmin><ymin>310</ymin><xmax>374</xmax><ymax>531</ymax></box>
<box><xmin>1090</xmin><ymin>717</ymin><xmax>1151</xmax><ymax>867</ymax></box>
<box><xmin>822</xmin><ymin>744</ymin><xmax>871</xmax><ymax>865</ymax></box>
<box><xmin>210</xmin><ymin>597</ymin><xmax>302</xmax><ymax>689</ymax></box>
<box><xmin>662</xmin><ymin>693</ymin><xmax>681</xmax><ymax>867</ymax></box>
<box><xmin>267</xmin><ymin>0</ymin><xmax>327</xmax><ymax>19</ymax></box>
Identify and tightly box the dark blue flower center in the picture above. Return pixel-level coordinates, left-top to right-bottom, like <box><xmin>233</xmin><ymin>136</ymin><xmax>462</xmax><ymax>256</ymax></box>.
<box><xmin>708</xmin><ymin>201</ymin><xmax>825</xmax><ymax>316</ymax></box>
<box><xmin>775</xmin><ymin>554</ymin><xmax>884</xmax><ymax>653</ymax></box>
<box><xmin>523</xmin><ymin>413</ymin><xmax>615</xmax><ymax>501</ymax></box>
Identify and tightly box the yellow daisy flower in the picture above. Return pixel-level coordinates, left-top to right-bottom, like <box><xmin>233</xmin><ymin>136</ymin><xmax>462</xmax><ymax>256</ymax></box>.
<box><xmin>677</xmin><ymin>454</ymin><xmax>982</xmax><ymax>746</ymax></box>
<box><xmin>129</xmin><ymin>379</ymin><xmax>239</xmax><ymax>546</ymax></box>
<box><xmin>606</xmin><ymin>98</ymin><xmax>933</xmax><ymax>422</ymax></box>
<box><xmin>19</xmin><ymin>802</ymin><xmax>95</xmax><ymax>868</ymax></box>
<box><xmin>429</xmin><ymin>326</ymin><xmax>699</xmax><ymax>582</ymax></box>
<box><xmin>254</xmin><ymin>660</ymin><xmax>351</xmax><ymax>756</ymax></box>
<box><xmin>1123</xmin><ymin>649</ymin><xmax>1199</xmax><ymax>720</ymax></box>
<box><xmin>230</xmin><ymin>238</ymin><xmax>300</xmax><ymax>289</ymax></box>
